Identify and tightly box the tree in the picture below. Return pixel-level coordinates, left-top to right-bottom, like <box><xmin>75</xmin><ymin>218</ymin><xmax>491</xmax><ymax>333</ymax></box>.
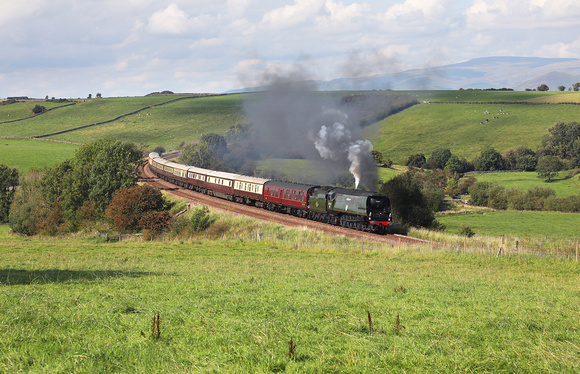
<box><xmin>0</xmin><ymin>164</ymin><xmax>19</xmax><ymax>223</ymax></box>
<box><xmin>537</xmin><ymin>84</ymin><xmax>549</xmax><ymax>91</ymax></box>
<box><xmin>558</xmin><ymin>85</ymin><xmax>566</xmax><ymax>92</ymax></box>
<box><xmin>474</xmin><ymin>146</ymin><xmax>505</xmax><ymax>171</ymax></box>
<box><xmin>179</xmin><ymin>143</ymin><xmax>222</xmax><ymax>169</ymax></box>
<box><xmin>32</xmin><ymin>105</ymin><xmax>46</xmax><ymax>114</ymax></box>
<box><xmin>536</xmin><ymin>155</ymin><xmax>562</xmax><ymax>182</ymax></box>
<box><xmin>371</xmin><ymin>150</ymin><xmax>384</xmax><ymax>165</ymax></box>
<box><xmin>9</xmin><ymin>168</ymin><xmax>52</xmax><ymax>235</ymax></box>
<box><xmin>105</xmin><ymin>184</ymin><xmax>170</xmax><ymax>233</ymax></box>
<box><xmin>427</xmin><ymin>148</ymin><xmax>452</xmax><ymax>170</ymax></box>
<box><xmin>444</xmin><ymin>155</ymin><xmax>473</xmax><ymax>176</ymax></box>
<box><xmin>516</xmin><ymin>154</ymin><xmax>537</xmax><ymax>171</ymax></box>
<box><xmin>574</xmin><ymin>83</ymin><xmax>580</xmax><ymax>92</ymax></box>
<box><xmin>541</xmin><ymin>122</ymin><xmax>580</xmax><ymax>159</ymax></box>
<box><xmin>405</xmin><ymin>153</ymin><xmax>426</xmax><ymax>168</ymax></box>
<box><xmin>88</xmin><ymin>140</ymin><xmax>143</xmax><ymax>210</ymax></box>
<box><xmin>380</xmin><ymin>171</ymin><xmax>438</xmax><ymax>229</ymax></box>
<box><xmin>201</xmin><ymin>133</ymin><xmax>228</xmax><ymax>159</ymax></box>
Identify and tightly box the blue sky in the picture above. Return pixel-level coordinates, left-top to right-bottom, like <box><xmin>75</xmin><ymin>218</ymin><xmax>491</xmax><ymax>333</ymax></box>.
<box><xmin>1</xmin><ymin>0</ymin><xmax>579</xmax><ymax>98</ymax></box>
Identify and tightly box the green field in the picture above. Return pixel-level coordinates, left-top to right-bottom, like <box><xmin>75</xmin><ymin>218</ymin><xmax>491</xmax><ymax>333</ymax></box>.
<box><xmin>436</xmin><ymin>209</ymin><xmax>580</xmax><ymax>239</ymax></box>
<box><xmin>364</xmin><ymin>102</ymin><xmax>580</xmax><ymax>164</ymax></box>
<box><xmin>1</xmin><ymin>226</ymin><xmax>578</xmax><ymax>372</ymax></box>
<box><xmin>406</xmin><ymin>89</ymin><xmax>580</xmax><ymax>103</ymax></box>
<box><xmin>467</xmin><ymin>170</ymin><xmax>580</xmax><ymax>198</ymax></box>
<box><xmin>0</xmin><ymin>138</ymin><xmax>79</xmax><ymax>172</ymax></box>
<box><xmin>0</xmin><ymin>95</ymin><xmax>245</xmax><ymax>150</ymax></box>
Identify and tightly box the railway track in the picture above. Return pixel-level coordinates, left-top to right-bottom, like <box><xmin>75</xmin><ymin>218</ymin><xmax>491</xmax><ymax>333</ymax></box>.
<box><xmin>140</xmin><ymin>164</ymin><xmax>431</xmax><ymax>246</ymax></box>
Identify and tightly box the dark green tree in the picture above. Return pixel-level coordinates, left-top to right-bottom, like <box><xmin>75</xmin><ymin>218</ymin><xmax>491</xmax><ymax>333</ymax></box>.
<box><xmin>201</xmin><ymin>133</ymin><xmax>228</xmax><ymax>159</ymax></box>
<box><xmin>427</xmin><ymin>148</ymin><xmax>452</xmax><ymax>170</ymax></box>
<box><xmin>405</xmin><ymin>153</ymin><xmax>426</xmax><ymax>168</ymax></box>
<box><xmin>88</xmin><ymin>140</ymin><xmax>143</xmax><ymax>210</ymax></box>
<box><xmin>541</xmin><ymin>122</ymin><xmax>580</xmax><ymax>159</ymax></box>
<box><xmin>32</xmin><ymin>105</ymin><xmax>46</xmax><ymax>114</ymax></box>
<box><xmin>516</xmin><ymin>154</ymin><xmax>537</xmax><ymax>171</ymax></box>
<box><xmin>473</xmin><ymin>146</ymin><xmax>505</xmax><ymax>171</ymax></box>
<box><xmin>380</xmin><ymin>171</ymin><xmax>438</xmax><ymax>228</ymax></box>
<box><xmin>536</xmin><ymin>155</ymin><xmax>562</xmax><ymax>182</ymax></box>
<box><xmin>444</xmin><ymin>155</ymin><xmax>473</xmax><ymax>176</ymax></box>
<box><xmin>537</xmin><ymin>84</ymin><xmax>549</xmax><ymax>91</ymax></box>
<box><xmin>179</xmin><ymin>143</ymin><xmax>222</xmax><ymax>169</ymax></box>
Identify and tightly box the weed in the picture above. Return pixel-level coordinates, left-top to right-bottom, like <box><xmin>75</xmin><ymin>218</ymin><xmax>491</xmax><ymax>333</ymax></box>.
<box><xmin>394</xmin><ymin>313</ymin><xmax>405</xmax><ymax>335</ymax></box>
<box><xmin>367</xmin><ymin>310</ymin><xmax>374</xmax><ymax>333</ymax></box>
<box><xmin>288</xmin><ymin>337</ymin><xmax>296</xmax><ymax>359</ymax></box>
<box><xmin>394</xmin><ymin>286</ymin><xmax>407</xmax><ymax>293</ymax></box>
<box><xmin>151</xmin><ymin>312</ymin><xmax>161</xmax><ymax>339</ymax></box>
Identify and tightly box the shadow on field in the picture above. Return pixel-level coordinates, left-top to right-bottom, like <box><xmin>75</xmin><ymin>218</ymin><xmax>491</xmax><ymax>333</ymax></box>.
<box><xmin>0</xmin><ymin>268</ymin><xmax>162</xmax><ymax>285</ymax></box>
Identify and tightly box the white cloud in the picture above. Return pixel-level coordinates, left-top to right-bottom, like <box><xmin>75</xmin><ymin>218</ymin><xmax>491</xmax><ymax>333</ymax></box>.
<box><xmin>262</xmin><ymin>0</ymin><xmax>325</xmax><ymax>28</ymax></box>
<box><xmin>147</xmin><ymin>3</ymin><xmax>192</xmax><ymax>34</ymax></box>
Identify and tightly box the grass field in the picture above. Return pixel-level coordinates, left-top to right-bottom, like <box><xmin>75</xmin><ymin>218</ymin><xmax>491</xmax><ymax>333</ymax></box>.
<box><xmin>467</xmin><ymin>170</ymin><xmax>580</xmax><ymax>198</ymax></box>
<box><xmin>436</xmin><ymin>209</ymin><xmax>580</xmax><ymax>240</ymax></box>
<box><xmin>363</xmin><ymin>102</ymin><xmax>580</xmax><ymax>164</ymax></box>
<box><xmin>407</xmin><ymin>90</ymin><xmax>580</xmax><ymax>103</ymax></box>
<box><xmin>0</xmin><ymin>138</ymin><xmax>79</xmax><ymax>172</ymax></box>
<box><xmin>0</xmin><ymin>95</ymin><xmax>246</xmax><ymax>150</ymax></box>
<box><xmin>1</xmin><ymin>225</ymin><xmax>578</xmax><ymax>373</ymax></box>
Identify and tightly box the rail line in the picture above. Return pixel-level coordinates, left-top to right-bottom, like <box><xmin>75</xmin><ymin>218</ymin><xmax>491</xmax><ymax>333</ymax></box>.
<box><xmin>140</xmin><ymin>164</ymin><xmax>431</xmax><ymax>246</ymax></box>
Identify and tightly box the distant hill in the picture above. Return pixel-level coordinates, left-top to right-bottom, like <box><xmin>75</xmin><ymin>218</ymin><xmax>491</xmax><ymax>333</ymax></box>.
<box><xmin>228</xmin><ymin>57</ymin><xmax>580</xmax><ymax>92</ymax></box>
<box><xmin>321</xmin><ymin>56</ymin><xmax>580</xmax><ymax>91</ymax></box>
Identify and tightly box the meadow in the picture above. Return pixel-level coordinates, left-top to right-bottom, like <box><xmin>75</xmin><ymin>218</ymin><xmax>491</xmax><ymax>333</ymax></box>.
<box><xmin>467</xmin><ymin>170</ymin><xmax>580</xmax><ymax>198</ymax></box>
<box><xmin>363</xmin><ymin>101</ymin><xmax>580</xmax><ymax>164</ymax></box>
<box><xmin>1</xmin><ymin>224</ymin><xmax>578</xmax><ymax>373</ymax></box>
<box><xmin>436</xmin><ymin>209</ymin><xmax>580</xmax><ymax>240</ymax></box>
<box><xmin>0</xmin><ymin>138</ymin><xmax>78</xmax><ymax>172</ymax></box>
<box><xmin>0</xmin><ymin>95</ymin><xmax>245</xmax><ymax>150</ymax></box>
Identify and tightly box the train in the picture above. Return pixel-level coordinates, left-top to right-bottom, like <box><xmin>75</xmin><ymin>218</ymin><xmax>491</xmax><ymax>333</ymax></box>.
<box><xmin>148</xmin><ymin>152</ymin><xmax>392</xmax><ymax>233</ymax></box>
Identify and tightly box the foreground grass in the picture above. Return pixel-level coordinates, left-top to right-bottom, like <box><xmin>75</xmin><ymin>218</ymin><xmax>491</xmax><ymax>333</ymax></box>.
<box><xmin>1</xmin><ymin>225</ymin><xmax>578</xmax><ymax>373</ymax></box>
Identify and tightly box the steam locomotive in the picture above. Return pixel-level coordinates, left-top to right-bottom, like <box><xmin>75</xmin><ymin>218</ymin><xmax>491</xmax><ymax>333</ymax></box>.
<box><xmin>148</xmin><ymin>152</ymin><xmax>391</xmax><ymax>233</ymax></box>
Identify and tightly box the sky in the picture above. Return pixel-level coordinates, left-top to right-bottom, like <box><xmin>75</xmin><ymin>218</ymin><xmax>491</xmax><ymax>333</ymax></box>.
<box><xmin>2</xmin><ymin>0</ymin><xmax>580</xmax><ymax>98</ymax></box>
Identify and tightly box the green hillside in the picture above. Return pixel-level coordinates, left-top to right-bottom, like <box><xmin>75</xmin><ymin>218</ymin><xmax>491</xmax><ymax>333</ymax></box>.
<box><xmin>364</xmin><ymin>101</ymin><xmax>580</xmax><ymax>164</ymax></box>
<box><xmin>0</xmin><ymin>95</ymin><xmax>245</xmax><ymax>150</ymax></box>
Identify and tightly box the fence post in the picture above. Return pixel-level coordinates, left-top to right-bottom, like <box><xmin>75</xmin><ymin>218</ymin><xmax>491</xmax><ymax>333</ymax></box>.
<box><xmin>576</xmin><ymin>238</ymin><xmax>578</xmax><ymax>262</ymax></box>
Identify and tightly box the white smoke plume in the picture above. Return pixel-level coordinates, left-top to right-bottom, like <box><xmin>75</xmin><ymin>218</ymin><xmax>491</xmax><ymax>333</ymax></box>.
<box><xmin>314</xmin><ymin>122</ymin><xmax>377</xmax><ymax>189</ymax></box>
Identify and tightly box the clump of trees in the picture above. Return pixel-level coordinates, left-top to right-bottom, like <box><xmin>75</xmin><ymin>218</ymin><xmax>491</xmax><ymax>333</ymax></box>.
<box><xmin>7</xmin><ymin>138</ymin><xmax>218</xmax><ymax>238</ymax></box>
<box><xmin>9</xmin><ymin>138</ymin><xmax>144</xmax><ymax>235</ymax></box>
<box><xmin>468</xmin><ymin>181</ymin><xmax>580</xmax><ymax>212</ymax></box>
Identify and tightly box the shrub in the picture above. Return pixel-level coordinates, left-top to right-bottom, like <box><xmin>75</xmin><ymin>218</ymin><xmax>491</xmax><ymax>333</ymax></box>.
<box><xmin>105</xmin><ymin>185</ymin><xmax>169</xmax><ymax>233</ymax></box>
<box><xmin>468</xmin><ymin>181</ymin><xmax>492</xmax><ymax>207</ymax></box>
<box><xmin>458</xmin><ymin>224</ymin><xmax>475</xmax><ymax>237</ymax></box>
<box><xmin>140</xmin><ymin>210</ymin><xmax>173</xmax><ymax>238</ymax></box>
<box><xmin>190</xmin><ymin>206</ymin><xmax>215</xmax><ymax>232</ymax></box>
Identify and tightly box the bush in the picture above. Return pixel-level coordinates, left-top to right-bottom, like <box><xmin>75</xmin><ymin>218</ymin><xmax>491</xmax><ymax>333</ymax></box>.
<box><xmin>105</xmin><ymin>185</ymin><xmax>170</xmax><ymax>233</ymax></box>
<box><xmin>190</xmin><ymin>205</ymin><xmax>215</xmax><ymax>232</ymax></box>
<box><xmin>458</xmin><ymin>224</ymin><xmax>475</xmax><ymax>237</ymax></box>
<box><xmin>140</xmin><ymin>210</ymin><xmax>173</xmax><ymax>238</ymax></box>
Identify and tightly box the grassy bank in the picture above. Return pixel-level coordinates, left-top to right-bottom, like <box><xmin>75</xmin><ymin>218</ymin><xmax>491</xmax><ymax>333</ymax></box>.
<box><xmin>1</xmin><ymin>224</ymin><xmax>578</xmax><ymax>373</ymax></box>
